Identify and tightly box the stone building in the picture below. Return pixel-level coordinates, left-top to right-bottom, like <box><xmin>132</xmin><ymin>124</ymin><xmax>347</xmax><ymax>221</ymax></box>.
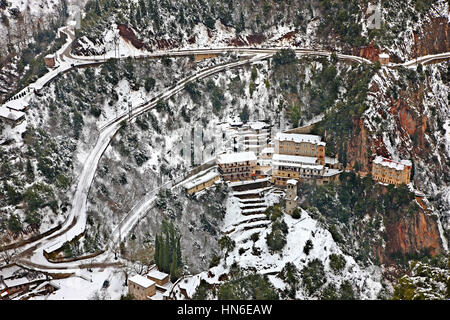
<box><xmin>272</xmin><ymin>132</ymin><xmax>341</xmax><ymax>186</ymax></box>
<box><xmin>285</xmin><ymin>179</ymin><xmax>298</xmax><ymax>215</ymax></box>
<box><xmin>183</xmin><ymin>170</ymin><xmax>220</xmax><ymax>195</ymax></box>
<box><xmin>272</xmin><ymin>154</ymin><xmax>325</xmax><ymax>186</ymax></box>
<box><xmin>371</xmin><ymin>156</ymin><xmax>412</xmax><ymax>185</ymax></box>
<box><xmin>378</xmin><ymin>53</ymin><xmax>390</xmax><ymax>65</ymax></box>
<box><xmin>238</xmin><ymin>122</ymin><xmax>271</xmax><ymax>155</ymax></box>
<box><xmin>128</xmin><ymin>274</ymin><xmax>156</xmax><ymax>300</ymax></box>
<box><xmin>44</xmin><ymin>54</ymin><xmax>56</xmax><ymax>68</ymax></box>
<box><xmin>0</xmin><ymin>107</ymin><xmax>25</xmax><ymax>127</ymax></box>
<box><xmin>217</xmin><ymin>151</ymin><xmax>257</xmax><ymax>181</ymax></box>
<box><xmin>274</xmin><ymin>132</ymin><xmax>326</xmax><ymax>165</ymax></box>
<box><xmin>147</xmin><ymin>270</ymin><xmax>169</xmax><ymax>287</ymax></box>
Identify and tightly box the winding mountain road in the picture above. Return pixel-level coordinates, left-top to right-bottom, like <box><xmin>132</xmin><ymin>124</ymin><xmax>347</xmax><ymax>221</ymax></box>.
<box><xmin>4</xmin><ymin>25</ymin><xmax>450</xmax><ymax>273</ymax></box>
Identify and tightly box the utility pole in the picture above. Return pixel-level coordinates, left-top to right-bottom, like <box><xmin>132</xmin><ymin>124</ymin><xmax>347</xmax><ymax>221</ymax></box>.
<box><xmin>128</xmin><ymin>101</ymin><xmax>132</xmax><ymax>120</ymax></box>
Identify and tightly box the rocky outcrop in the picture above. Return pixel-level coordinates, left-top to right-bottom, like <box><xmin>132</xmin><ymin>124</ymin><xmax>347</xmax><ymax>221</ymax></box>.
<box><xmin>117</xmin><ymin>24</ymin><xmax>145</xmax><ymax>49</ymax></box>
<box><xmin>346</xmin><ymin>117</ymin><xmax>371</xmax><ymax>173</ymax></box>
<box><xmin>383</xmin><ymin>210</ymin><xmax>443</xmax><ymax>264</ymax></box>
<box><xmin>357</xmin><ymin>42</ymin><xmax>381</xmax><ymax>62</ymax></box>
<box><xmin>413</xmin><ymin>17</ymin><xmax>450</xmax><ymax>58</ymax></box>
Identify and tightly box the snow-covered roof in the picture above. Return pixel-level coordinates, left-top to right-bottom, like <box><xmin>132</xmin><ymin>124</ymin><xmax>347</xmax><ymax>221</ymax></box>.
<box><xmin>286</xmin><ymin>179</ymin><xmax>298</xmax><ymax>185</ymax></box>
<box><xmin>273</xmin><ymin>161</ymin><xmax>323</xmax><ymax>171</ymax></box>
<box><xmin>44</xmin><ymin>241</ymin><xmax>64</xmax><ymax>254</ymax></box>
<box><xmin>129</xmin><ymin>274</ymin><xmax>155</xmax><ymax>288</ymax></box>
<box><xmin>261</xmin><ymin>147</ymin><xmax>274</xmax><ymax>154</ymax></box>
<box><xmin>229</xmin><ymin>177</ymin><xmax>270</xmax><ymax>187</ymax></box>
<box><xmin>323</xmin><ymin>169</ymin><xmax>342</xmax><ymax>177</ymax></box>
<box><xmin>4</xmin><ymin>273</ymin><xmax>46</xmax><ymax>288</ymax></box>
<box><xmin>373</xmin><ymin>156</ymin><xmax>411</xmax><ymax>171</ymax></box>
<box><xmin>45</xmin><ymin>54</ymin><xmax>55</xmax><ymax>59</ymax></box>
<box><xmin>379</xmin><ymin>53</ymin><xmax>389</xmax><ymax>59</ymax></box>
<box><xmin>400</xmin><ymin>160</ymin><xmax>412</xmax><ymax>166</ymax></box>
<box><xmin>230</xmin><ymin>119</ymin><xmax>243</xmax><ymax>127</ymax></box>
<box><xmin>0</xmin><ymin>107</ymin><xmax>25</xmax><ymax>121</ymax></box>
<box><xmin>257</xmin><ymin>159</ymin><xmax>272</xmax><ymax>166</ymax></box>
<box><xmin>3</xmin><ymin>99</ymin><xmax>28</xmax><ymax>111</ymax></box>
<box><xmin>217</xmin><ymin>151</ymin><xmax>257</xmax><ymax>164</ymax></box>
<box><xmin>147</xmin><ymin>270</ymin><xmax>169</xmax><ymax>281</ymax></box>
<box><xmin>273</xmin><ymin>154</ymin><xmax>318</xmax><ymax>164</ymax></box>
<box><xmin>248</xmin><ymin>121</ymin><xmax>268</xmax><ymax>130</ymax></box>
<box><xmin>325</xmin><ymin>157</ymin><xmax>339</xmax><ymax>165</ymax></box>
<box><xmin>276</xmin><ymin>132</ymin><xmax>325</xmax><ymax>145</ymax></box>
<box><xmin>183</xmin><ymin>171</ymin><xmax>219</xmax><ymax>189</ymax></box>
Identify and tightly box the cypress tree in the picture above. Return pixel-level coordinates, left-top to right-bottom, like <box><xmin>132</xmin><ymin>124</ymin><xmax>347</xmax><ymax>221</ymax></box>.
<box><xmin>154</xmin><ymin>234</ymin><xmax>160</xmax><ymax>268</ymax></box>
<box><xmin>176</xmin><ymin>236</ymin><xmax>182</xmax><ymax>266</ymax></box>
<box><xmin>170</xmin><ymin>250</ymin><xmax>178</xmax><ymax>283</ymax></box>
<box><xmin>26</xmin><ymin>159</ymin><xmax>34</xmax><ymax>181</ymax></box>
<box><xmin>158</xmin><ymin>234</ymin><xmax>165</xmax><ymax>272</ymax></box>
<box><xmin>163</xmin><ymin>235</ymin><xmax>170</xmax><ymax>273</ymax></box>
<box><xmin>168</xmin><ymin>222</ymin><xmax>175</xmax><ymax>257</ymax></box>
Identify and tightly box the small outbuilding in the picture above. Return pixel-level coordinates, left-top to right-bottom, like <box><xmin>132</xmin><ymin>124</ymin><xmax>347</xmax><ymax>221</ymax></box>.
<box><xmin>128</xmin><ymin>274</ymin><xmax>156</xmax><ymax>300</ymax></box>
<box><xmin>0</xmin><ymin>107</ymin><xmax>25</xmax><ymax>126</ymax></box>
<box><xmin>44</xmin><ymin>54</ymin><xmax>56</xmax><ymax>68</ymax></box>
<box><xmin>378</xmin><ymin>53</ymin><xmax>389</xmax><ymax>65</ymax></box>
<box><xmin>183</xmin><ymin>170</ymin><xmax>220</xmax><ymax>195</ymax></box>
<box><xmin>147</xmin><ymin>269</ymin><xmax>169</xmax><ymax>286</ymax></box>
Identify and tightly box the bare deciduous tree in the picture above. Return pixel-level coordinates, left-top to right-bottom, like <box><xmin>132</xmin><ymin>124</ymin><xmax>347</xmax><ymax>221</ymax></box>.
<box><xmin>1</xmin><ymin>248</ymin><xmax>17</xmax><ymax>265</ymax></box>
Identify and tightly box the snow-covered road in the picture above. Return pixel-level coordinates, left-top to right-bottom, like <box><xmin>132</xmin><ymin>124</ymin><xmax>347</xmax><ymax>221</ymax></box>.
<box><xmin>14</xmin><ymin>51</ymin><xmax>274</xmax><ymax>272</ymax></box>
<box><xmin>4</xmin><ymin>22</ymin><xmax>450</xmax><ymax>273</ymax></box>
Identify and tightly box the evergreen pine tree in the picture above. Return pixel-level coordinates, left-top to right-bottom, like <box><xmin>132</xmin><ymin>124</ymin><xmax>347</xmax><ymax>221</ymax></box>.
<box><xmin>135</xmin><ymin>8</ymin><xmax>142</xmax><ymax>25</ymax></box>
<box><xmin>139</xmin><ymin>0</ymin><xmax>147</xmax><ymax>16</ymax></box>
<box><xmin>94</xmin><ymin>0</ymin><xmax>101</xmax><ymax>15</ymax></box>
<box><xmin>158</xmin><ymin>234</ymin><xmax>165</xmax><ymax>272</ymax></box>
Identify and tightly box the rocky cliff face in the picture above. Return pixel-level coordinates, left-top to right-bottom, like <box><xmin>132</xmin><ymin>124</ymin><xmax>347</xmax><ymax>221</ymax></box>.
<box><xmin>382</xmin><ymin>209</ymin><xmax>443</xmax><ymax>264</ymax></box>
<box><xmin>357</xmin><ymin>43</ymin><xmax>381</xmax><ymax>63</ymax></box>
<box><xmin>413</xmin><ymin>17</ymin><xmax>450</xmax><ymax>58</ymax></box>
<box><xmin>346</xmin><ymin>117</ymin><xmax>371</xmax><ymax>173</ymax></box>
<box><xmin>344</xmin><ymin>55</ymin><xmax>449</xmax><ymax>266</ymax></box>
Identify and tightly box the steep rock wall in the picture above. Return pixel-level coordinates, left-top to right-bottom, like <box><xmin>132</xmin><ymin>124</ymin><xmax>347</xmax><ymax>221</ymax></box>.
<box><xmin>383</xmin><ymin>209</ymin><xmax>443</xmax><ymax>263</ymax></box>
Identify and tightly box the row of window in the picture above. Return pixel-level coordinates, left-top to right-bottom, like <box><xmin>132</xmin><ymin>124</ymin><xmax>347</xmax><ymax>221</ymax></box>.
<box><xmin>274</xmin><ymin>167</ymin><xmax>322</xmax><ymax>175</ymax></box>
<box><xmin>220</xmin><ymin>162</ymin><xmax>255</xmax><ymax>167</ymax></box>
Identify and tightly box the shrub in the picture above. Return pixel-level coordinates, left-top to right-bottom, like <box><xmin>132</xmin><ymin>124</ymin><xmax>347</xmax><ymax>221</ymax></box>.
<box><xmin>321</xmin><ymin>283</ymin><xmax>338</xmax><ymax>300</ymax></box>
<box><xmin>23</xmin><ymin>183</ymin><xmax>57</xmax><ymax>212</ymax></box>
<box><xmin>329</xmin><ymin>253</ymin><xmax>346</xmax><ymax>274</ymax></box>
<box><xmin>292</xmin><ymin>208</ymin><xmax>301</xmax><ymax>219</ymax></box>
<box><xmin>8</xmin><ymin>214</ymin><xmax>23</xmax><ymax>233</ymax></box>
<box><xmin>278</xmin><ymin>262</ymin><xmax>299</xmax><ymax>298</ymax></box>
<box><xmin>303</xmin><ymin>240</ymin><xmax>313</xmax><ymax>255</ymax></box>
<box><xmin>218</xmin><ymin>236</ymin><xmax>235</xmax><ymax>253</ymax></box>
<box><xmin>144</xmin><ymin>77</ymin><xmax>155</xmax><ymax>92</ymax></box>
<box><xmin>217</xmin><ymin>272</ymin><xmax>279</xmax><ymax>300</ymax></box>
<box><xmin>301</xmin><ymin>259</ymin><xmax>326</xmax><ymax>296</ymax></box>
<box><xmin>192</xmin><ymin>280</ymin><xmax>210</xmax><ymax>300</ymax></box>
<box><xmin>266</xmin><ymin>229</ymin><xmax>286</xmax><ymax>252</ymax></box>
<box><xmin>250</xmin><ymin>232</ymin><xmax>259</xmax><ymax>242</ymax></box>
<box><xmin>339</xmin><ymin>280</ymin><xmax>356</xmax><ymax>300</ymax></box>
<box><xmin>273</xmin><ymin>49</ymin><xmax>298</xmax><ymax>68</ymax></box>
